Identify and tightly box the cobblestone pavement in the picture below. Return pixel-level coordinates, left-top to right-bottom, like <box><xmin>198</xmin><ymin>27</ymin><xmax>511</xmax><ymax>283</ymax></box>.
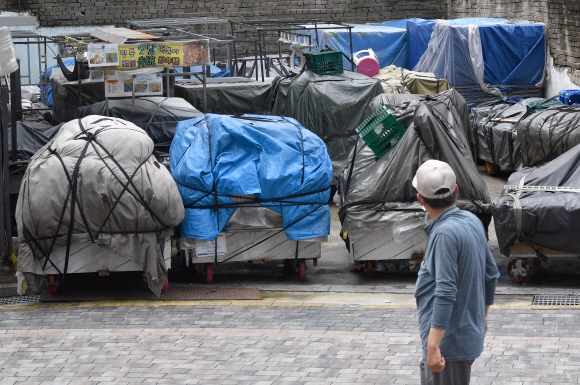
<box><xmin>0</xmin><ymin>300</ymin><xmax>579</xmax><ymax>385</ymax></box>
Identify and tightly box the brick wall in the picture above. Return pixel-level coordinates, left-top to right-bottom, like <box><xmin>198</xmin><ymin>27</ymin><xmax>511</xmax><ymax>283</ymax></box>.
<box><xmin>5</xmin><ymin>0</ymin><xmax>447</xmax><ymax>28</ymax></box>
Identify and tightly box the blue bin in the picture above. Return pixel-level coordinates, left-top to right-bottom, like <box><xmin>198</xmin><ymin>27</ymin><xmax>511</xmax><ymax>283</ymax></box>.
<box><xmin>559</xmin><ymin>89</ymin><xmax>580</xmax><ymax>105</ymax></box>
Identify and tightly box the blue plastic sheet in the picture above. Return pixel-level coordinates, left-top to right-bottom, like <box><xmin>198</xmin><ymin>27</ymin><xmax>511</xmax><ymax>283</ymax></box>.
<box><xmin>170</xmin><ymin>114</ymin><xmax>332</xmax><ymax>241</ymax></box>
<box><xmin>305</xmin><ymin>23</ymin><xmax>408</xmax><ymax>70</ymax></box>
<box><xmin>40</xmin><ymin>59</ymin><xmax>75</xmax><ymax>108</ymax></box>
<box><xmin>173</xmin><ymin>65</ymin><xmax>230</xmax><ymax>78</ymax></box>
<box><xmin>408</xmin><ymin>18</ymin><xmax>545</xmax><ymax>86</ymax></box>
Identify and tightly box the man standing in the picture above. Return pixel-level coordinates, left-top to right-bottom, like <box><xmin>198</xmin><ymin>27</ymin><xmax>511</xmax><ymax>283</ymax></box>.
<box><xmin>412</xmin><ymin>160</ymin><xmax>499</xmax><ymax>385</ymax></box>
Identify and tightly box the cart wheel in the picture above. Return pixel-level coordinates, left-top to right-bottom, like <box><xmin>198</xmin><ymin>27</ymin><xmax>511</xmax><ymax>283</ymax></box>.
<box><xmin>48</xmin><ymin>275</ymin><xmax>58</xmax><ymax>295</ymax></box>
<box><xmin>161</xmin><ymin>279</ymin><xmax>169</xmax><ymax>294</ymax></box>
<box><xmin>485</xmin><ymin>161</ymin><xmax>501</xmax><ymax>177</ymax></box>
<box><xmin>205</xmin><ymin>263</ymin><xmax>213</xmax><ymax>284</ymax></box>
<box><xmin>298</xmin><ymin>259</ymin><xmax>306</xmax><ymax>281</ymax></box>
<box><xmin>506</xmin><ymin>259</ymin><xmax>527</xmax><ymax>283</ymax></box>
<box><xmin>366</xmin><ymin>262</ymin><xmax>374</xmax><ymax>278</ymax></box>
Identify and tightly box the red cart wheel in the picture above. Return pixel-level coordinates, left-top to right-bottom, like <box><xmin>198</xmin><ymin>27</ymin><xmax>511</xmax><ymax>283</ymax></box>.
<box><xmin>366</xmin><ymin>262</ymin><xmax>374</xmax><ymax>278</ymax></box>
<box><xmin>298</xmin><ymin>259</ymin><xmax>306</xmax><ymax>281</ymax></box>
<box><xmin>161</xmin><ymin>279</ymin><xmax>169</xmax><ymax>294</ymax></box>
<box><xmin>205</xmin><ymin>263</ymin><xmax>213</xmax><ymax>284</ymax></box>
<box><xmin>506</xmin><ymin>259</ymin><xmax>526</xmax><ymax>283</ymax></box>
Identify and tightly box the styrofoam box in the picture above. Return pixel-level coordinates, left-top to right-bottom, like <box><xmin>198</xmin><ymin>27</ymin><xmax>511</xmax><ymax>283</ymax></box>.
<box><xmin>189</xmin><ymin>229</ymin><xmax>322</xmax><ymax>264</ymax></box>
<box><xmin>350</xmin><ymin>223</ymin><xmax>427</xmax><ymax>262</ymax></box>
<box><xmin>43</xmin><ymin>238</ymin><xmax>172</xmax><ymax>274</ymax></box>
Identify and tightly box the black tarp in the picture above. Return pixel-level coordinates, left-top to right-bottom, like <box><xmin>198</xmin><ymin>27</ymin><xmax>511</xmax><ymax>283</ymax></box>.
<box><xmin>75</xmin><ymin>97</ymin><xmax>201</xmax><ymax>145</ymax></box>
<box><xmin>267</xmin><ymin>71</ymin><xmax>384</xmax><ymax>167</ymax></box>
<box><xmin>174</xmin><ymin>77</ymin><xmax>272</xmax><ymax>114</ymax></box>
<box><xmin>470</xmin><ymin>98</ymin><xmax>544</xmax><ymax>171</ymax></box>
<box><xmin>516</xmin><ymin>105</ymin><xmax>580</xmax><ymax>167</ymax></box>
<box><xmin>493</xmin><ymin>144</ymin><xmax>580</xmax><ymax>255</ymax></box>
<box><xmin>50</xmin><ymin>69</ymin><xmax>106</xmax><ymax>124</ymax></box>
<box><xmin>338</xmin><ymin>89</ymin><xmax>492</xmax><ymax>243</ymax></box>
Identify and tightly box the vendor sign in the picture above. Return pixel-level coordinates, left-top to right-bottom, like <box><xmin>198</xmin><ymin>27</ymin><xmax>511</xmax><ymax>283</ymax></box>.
<box><xmin>88</xmin><ymin>40</ymin><xmax>210</xmax><ymax>69</ymax></box>
<box><xmin>104</xmin><ymin>71</ymin><xmax>163</xmax><ymax>98</ymax></box>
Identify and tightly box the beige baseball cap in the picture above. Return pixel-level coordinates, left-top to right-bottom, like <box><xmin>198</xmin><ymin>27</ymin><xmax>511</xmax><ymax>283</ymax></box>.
<box><xmin>412</xmin><ymin>160</ymin><xmax>456</xmax><ymax>199</ymax></box>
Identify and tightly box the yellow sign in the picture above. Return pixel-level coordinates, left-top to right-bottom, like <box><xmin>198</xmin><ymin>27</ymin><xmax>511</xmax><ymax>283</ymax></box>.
<box><xmin>116</xmin><ymin>40</ymin><xmax>210</xmax><ymax>69</ymax></box>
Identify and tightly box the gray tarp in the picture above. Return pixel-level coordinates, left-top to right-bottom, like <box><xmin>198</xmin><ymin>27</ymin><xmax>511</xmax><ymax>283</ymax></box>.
<box><xmin>470</xmin><ymin>98</ymin><xmax>543</xmax><ymax>171</ymax></box>
<box><xmin>493</xmin><ymin>144</ymin><xmax>580</xmax><ymax>255</ymax></box>
<box><xmin>75</xmin><ymin>97</ymin><xmax>201</xmax><ymax>145</ymax></box>
<box><xmin>16</xmin><ymin>116</ymin><xmax>184</xmax><ymax>296</ymax></box>
<box><xmin>516</xmin><ymin>105</ymin><xmax>580</xmax><ymax>167</ymax></box>
<box><xmin>267</xmin><ymin>70</ymin><xmax>384</xmax><ymax>166</ymax></box>
<box><xmin>338</xmin><ymin>89</ymin><xmax>492</xmax><ymax>243</ymax></box>
<box><xmin>174</xmin><ymin>77</ymin><xmax>272</xmax><ymax>114</ymax></box>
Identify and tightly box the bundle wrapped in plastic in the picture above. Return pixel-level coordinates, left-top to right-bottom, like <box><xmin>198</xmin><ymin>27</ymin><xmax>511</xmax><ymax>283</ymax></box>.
<box><xmin>516</xmin><ymin>105</ymin><xmax>580</xmax><ymax>167</ymax></box>
<box><xmin>470</xmin><ymin>98</ymin><xmax>545</xmax><ymax>173</ymax></box>
<box><xmin>494</xmin><ymin>144</ymin><xmax>580</xmax><ymax>255</ymax></box>
<box><xmin>16</xmin><ymin>116</ymin><xmax>185</xmax><ymax>296</ymax></box>
<box><xmin>338</xmin><ymin>89</ymin><xmax>492</xmax><ymax>244</ymax></box>
<box><xmin>372</xmin><ymin>65</ymin><xmax>450</xmax><ymax>95</ymax></box>
<box><xmin>170</xmin><ymin>114</ymin><xmax>332</xmax><ymax>243</ymax></box>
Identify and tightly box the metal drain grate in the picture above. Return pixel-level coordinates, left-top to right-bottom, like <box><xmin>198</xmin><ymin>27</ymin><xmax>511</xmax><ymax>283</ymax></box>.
<box><xmin>0</xmin><ymin>295</ymin><xmax>40</xmax><ymax>306</ymax></box>
<box><xmin>533</xmin><ymin>295</ymin><xmax>580</xmax><ymax>306</ymax></box>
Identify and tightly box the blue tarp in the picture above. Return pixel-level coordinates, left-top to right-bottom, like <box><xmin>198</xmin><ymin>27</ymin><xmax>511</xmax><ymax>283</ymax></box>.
<box><xmin>305</xmin><ymin>23</ymin><xmax>408</xmax><ymax>70</ymax></box>
<box><xmin>408</xmin><ymin>18</ymin><xmax>545</xmax><ymax>86</ymax></box>
<box><xmin>174</xmin><ymin>65</ymin><xmax>231</xmax><ymax>78</ymax></box>
<box><xmin>170</xmin><ymin>114</ymin><xmax>332</xmax><ymax>241</ymax></box>
<box><xmin>40</xmin><ymin>58</ymin><xmax>75</xmax><ymax>108</ymax></box>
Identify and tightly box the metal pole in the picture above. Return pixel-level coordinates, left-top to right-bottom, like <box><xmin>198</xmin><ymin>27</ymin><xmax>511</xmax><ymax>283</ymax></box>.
<box><xmin>348</xmin><ymin>26</ymin><xmax>354</xmax><ymax>71</ymax></box>
<box><xmin>202</xmin><ymin>66</ymin><xmax>207</xmax><ymax>113</ymax></box>
<box><xmin>1</xmin><ymin>85</ymin><xmax>13</xmax><ymax>259</ymax></box>
<box><xmin>10</xmin><ymin>60</ymin><xmax>22</xmax><ymax>162</ymax></box>
<box><xmin>258</xmin><ymin>30</ymin><xmax>265</xmax><ymax>82</ymax></box>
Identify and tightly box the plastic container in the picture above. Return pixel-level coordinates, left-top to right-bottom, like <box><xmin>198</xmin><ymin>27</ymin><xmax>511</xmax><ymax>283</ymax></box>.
<box><xmin>305</xmin><ymin>50</ymin><xmax>343</xmax><ymax>76</ymax></box>
<box><xmin>355</xmin><ymin>106</ymin><xmax>406</xmax><ymax>159</ymax></box>
<box><xmin>559</xmin><ymin>89</ymin><xmax>580</xmax><ymax>105</ymax></box>
<box><xmin>353</xmin><ymin>49</ymin><xmax>380</xmax><ymax>77</ymax></box>
<box><xmin>0</xmin><ymin>27</ymin><xmax>18</xmax><ymax>76</ymax></box>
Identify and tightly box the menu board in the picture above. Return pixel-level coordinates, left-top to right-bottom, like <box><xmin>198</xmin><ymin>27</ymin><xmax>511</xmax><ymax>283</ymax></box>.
<box><xmin>88</xmin><ymin>40</ymin><xmax>210</xmax><ymax>69</ymax></box>
<box><xmin>104</xmin><ymin>71</ymin><xmax>163</xmax><ymax>98</ymax></box>
<box><xmin>88</xmin><ymin>44</ymin><xmax>120</xmax><ymax>67</ymax></box>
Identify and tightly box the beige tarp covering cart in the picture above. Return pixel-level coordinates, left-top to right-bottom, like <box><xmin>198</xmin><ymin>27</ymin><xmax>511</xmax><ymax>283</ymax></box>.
<box><xmin>16</xmin><ymin>116</ymin><xmax>185</xmax><ymax>296</ymax></box>
<box><xmin>373</xmin><ymin>65</ymin><xmax>450</xmax><ymax>95</ymax></box>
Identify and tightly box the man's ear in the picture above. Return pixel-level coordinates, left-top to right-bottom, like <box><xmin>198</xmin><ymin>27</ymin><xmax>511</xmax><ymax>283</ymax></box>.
<box><xmin>455</xmin><ymin>185</ymin><xmax>459</xmax><ymax>197</ymax></box>
<box><xmin>417</xmin><ymin>193</ymin><xmax>423</xmax><ymax>206</ymax></box>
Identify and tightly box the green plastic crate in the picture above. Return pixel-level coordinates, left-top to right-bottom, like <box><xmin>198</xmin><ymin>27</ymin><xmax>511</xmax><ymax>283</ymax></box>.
<box><xmin>526</xmin><ymin>98</ymin><xmax>563</xmax><ymax>114</ymax></box>
<box><xmin>305</xmin><ymin>50</ymin><xmax>343</xmax><ymax>75</ymax></box>
<box><xmin>355</xmin><ymin>106</ymin><xmax>406</xmax><ymax>159</ymax></box>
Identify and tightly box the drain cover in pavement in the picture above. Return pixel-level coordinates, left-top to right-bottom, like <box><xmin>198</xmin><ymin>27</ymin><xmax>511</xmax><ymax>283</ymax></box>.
<box><xmin>0</xmin><ymin>295</ymin><xmax>40</xmax><ymax>306</ymax></box>
<box><xmin>40</xmin><ymin>286</ymin><xmax>262</xmax><ymax>302</ymax></box>
<box><xmin>532</xmin><ymin>295</ymin><xmax>580</xmax><ymax>306</ymax></box>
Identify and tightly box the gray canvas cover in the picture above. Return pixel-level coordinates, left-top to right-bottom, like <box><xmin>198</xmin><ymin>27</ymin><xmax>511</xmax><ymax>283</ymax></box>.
<box><xmin>516</xmin><ymin>105</ymin><xmax>580</xmax><ymax>167</ymax></box>
<box><xmin>470</xmin><ymin>98</ymin><xmax>543</xmax><ymax>171</ymax></box>
<box><xmin>493</xmin><ymin>144</ymin><xmax>580</xmax><ymax>255</ymax></box>
<box><xmin>338</xmin><ymin>89</ymin><xmax>491</xmax><ymax>243</ymax></box>
<box><xmin>267</xmin><ymin>70</ymin><xmax>384</xmax><ymax>163</ymax></box>
<box><xmin>15</xmin><ymin>116</ymin><xmax>185</xmax><ymax>296</ymax></box>
<box><xmin>75</xmin><ymin>97</ymin><xmax>201</xmax><ymax>145</ymax></box>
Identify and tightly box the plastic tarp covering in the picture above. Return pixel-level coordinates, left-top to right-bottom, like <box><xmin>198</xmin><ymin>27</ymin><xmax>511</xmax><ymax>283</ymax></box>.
<box><xmin>174</xmin><ymin>77</ymin><xmax>272</xmax><ymax>114</ymax></box>
<box><xmin>516</xmin><ymin>106</ymin><xmax>580</xmax><ymax>167</ymax></box>
<box><xmin>74</xmin><ymin>97</ymin><xmax>201</xmax><ymax>145</ymax></box>
<box><xmin>338</xmin><ymin>89</ymin><xmax>491</xmax><ymax>243</ymax></box>
<box><xmin>50</xmin><ymin>68</ymin><xmax>107</xmax><ymax>124</ymax></box>
<box><xmin>470</xmin><ymin>98</ymin><xmax>543</xmax><ymax>171</ymax></box>
<box><xmin>410</xmin><ymin>18</ymin><xmax>546</xmax><ymax>87</ymax></box>
<box><xmin>365</xmin><ymin>90</ymin><xmax>475</xmax><ymax>159</ymax></box>
<box><xmin>16</xmin><ymin>116</ymin><xmax>185</xmax><ymax>296</ymax></box>
<box><xmin>304</xmin><ymin>23</ymin><xmax>408</xmax><ymax>70</ymax></box>
<box><xmin>170</xmin><ymin>114</ymin><xmax>332</xmax><ymax>242</ymax></box>
<box><xmin>493</xmin><ymin>146</ymin><xmax>580</xmax><ymax>255</ymax></box>
<box><xmin>372</xmin><ymin>65</ymin><xmax>450</xmax><ymax>95</ymax></box>
<box><xmin>267</xmin><ymin>71</ymin><xmax>384</xmax><ymax>169</ymax></box>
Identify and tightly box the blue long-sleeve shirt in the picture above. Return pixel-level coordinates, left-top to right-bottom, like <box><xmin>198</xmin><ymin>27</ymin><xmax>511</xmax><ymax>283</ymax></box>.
<box><xmin>414</xmin><ymin>206</ymin><xmax>499</xmax><ymax>362</ymax></box>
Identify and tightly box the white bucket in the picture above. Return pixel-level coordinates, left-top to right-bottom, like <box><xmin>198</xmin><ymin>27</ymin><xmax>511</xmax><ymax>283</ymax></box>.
<box><xmin>0</xmin><ymin>27</ymin><xmax>19</xmax><ymax>76</ymax></box>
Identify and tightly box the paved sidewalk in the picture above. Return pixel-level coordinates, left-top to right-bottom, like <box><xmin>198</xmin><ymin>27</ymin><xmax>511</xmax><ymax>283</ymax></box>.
<box><xmin>0</xmin><ymin>293</ymin><xmax>579</xmax><ymax>384</ymax></box>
